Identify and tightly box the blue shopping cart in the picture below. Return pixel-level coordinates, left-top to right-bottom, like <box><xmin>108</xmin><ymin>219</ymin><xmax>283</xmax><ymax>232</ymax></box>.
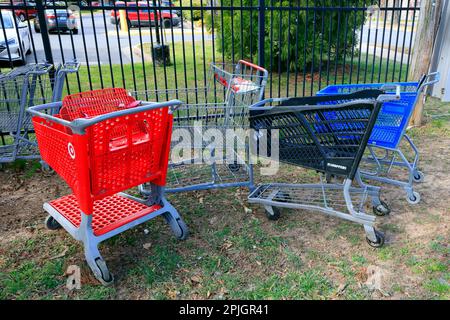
<box><xmin>316</xmin><ymin>73</ymin><xmax>440</xmax><ymax>204</ymax></box>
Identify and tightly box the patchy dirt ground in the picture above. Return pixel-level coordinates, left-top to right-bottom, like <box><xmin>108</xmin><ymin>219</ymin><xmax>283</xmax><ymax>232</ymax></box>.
<box><xmin>0</xmin><ymin>99</ymin><xmax>449</xmax><ymax>300</ymax></box>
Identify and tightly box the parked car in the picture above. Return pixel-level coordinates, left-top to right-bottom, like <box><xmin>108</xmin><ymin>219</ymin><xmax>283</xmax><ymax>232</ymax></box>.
<box><xmin>0</xmin><ymin>11</ymin><xmax>31</xmax><ymax>65</ymax></box>
<box><xmin>10</xmin><ymin>1</ymin><xmax>38</xmax><ymax>22</ymax></box>
<box><xmin>34</xmin><ymin>9</ymin><xmax>79</xmax><ymax>34</ymax></box>
<box><xmin>111</xmin><ymin>1</ymin><xmax>181</xmax><ymax>28</ymax></box>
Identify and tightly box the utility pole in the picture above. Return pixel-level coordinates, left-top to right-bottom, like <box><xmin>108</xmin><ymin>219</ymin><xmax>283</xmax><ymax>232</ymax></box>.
<box><xmin>408</xmin><ymin>0</ymin><xmax>443</xmax><ymax>126</ymax></box>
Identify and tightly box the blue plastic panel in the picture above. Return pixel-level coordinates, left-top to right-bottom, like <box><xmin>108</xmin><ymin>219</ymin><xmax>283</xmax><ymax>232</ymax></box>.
<box><xmin>317</xmin><ymin>82</ymin><xmax>419</xmax><ymax>148</ymax></box>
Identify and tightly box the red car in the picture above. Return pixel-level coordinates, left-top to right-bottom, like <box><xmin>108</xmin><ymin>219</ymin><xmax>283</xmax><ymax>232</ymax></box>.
<box><xmin>10</xmin><ymin>1</ymin><xmax>38</xmax><ymax>22</ymax></box>
<box><xmin>110</xmin><ymin>1</ymin><xmax>180</xmax><ymax>29</ymax></box>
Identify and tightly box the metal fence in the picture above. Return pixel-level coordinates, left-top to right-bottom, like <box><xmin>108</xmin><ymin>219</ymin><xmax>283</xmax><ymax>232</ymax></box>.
<box><xmin>0</xmin><ymin>0</ymin><xmax>420</xmax><ymax>99</ymax></box>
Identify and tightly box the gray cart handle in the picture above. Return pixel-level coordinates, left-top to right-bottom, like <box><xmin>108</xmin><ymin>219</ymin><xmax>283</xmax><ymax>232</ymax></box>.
<box><xmin>417</xmin><ymin>72</ymin><xmax>440</xmax><ymax>93</ymax></box>
<box><xmin>28</xmin><ymin>99</ymin><xmax>183</xmax><ymax>134</ymax></box>
<box><xmin>249</xmin><ymin>86</ymin><xmax>401</xmax><ymax>111</ymax></box>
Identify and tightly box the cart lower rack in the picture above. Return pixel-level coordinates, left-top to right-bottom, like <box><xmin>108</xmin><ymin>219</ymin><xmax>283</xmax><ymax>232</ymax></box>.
<box><xmin>28</xmin><ymin>88</ymin><xmax>188</xmax><ymax>285</ymax></box>
<box><xmin>316</xmin><ymin>73</ymin><xmax>440</xmax><ymax>204</ymax></box>
<box><xmin>248</xmin><ymin>90</ymin><xmax>399</xmax><ymax>247</ymax></box>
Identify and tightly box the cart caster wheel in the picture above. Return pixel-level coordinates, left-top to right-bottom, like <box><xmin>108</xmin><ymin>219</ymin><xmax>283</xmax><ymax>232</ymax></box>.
<box><xmin>413</xmin><ymin>170</ymin><xmax>424</xmax><ymax>183</ymax></box>
<box><xmin>373</xmin><ymin>200</ymin><xmax>391</xmax><ymax>216</ymax></box>
<box><xmin>366</xmin><ymin>230</ymin><xmax>385</xmax><ymax>248</ymax></box>
<box><xmin>265</xmin><ymin>207</ymin><xmax>281</xmax><ymax>221</ymax></box>
<box><xmin>95</xmin><ymin>258</ymin><xmax>114</xmax><ymax>285</ymax></box>
<box><xmin>406</xmin><ymin>191</ymin><xmax>421</xmax><ymax>205</ymax></box>
<box><xmin>228</xmin><ymin>163</ymin><xmax>241</xmax><ymax>172</ymax></box>
<box><xmin>45</xmin><ymin>215</ymin><xmax>61</xmax><ymax>230</ymax></box>
<box><xmin>175</xmin><ymin>218</ymin><xmax>189</xmax><ymax>240</ymax></box>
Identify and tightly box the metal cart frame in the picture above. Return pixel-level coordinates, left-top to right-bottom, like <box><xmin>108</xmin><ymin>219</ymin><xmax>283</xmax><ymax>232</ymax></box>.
<box><xmin>28</xmin><ymin>91</ymin><xmax>187</xmax><ymax>285</ymax></box>
<box><xmin>317</xmin><ymin>73</ymin><xmax>440</xmax><ymax>204</ymax></box>
<box><xmin>133</xmin><ymin>60</ymin><xmax>268</xmax><ymax>194</ymax></box>
<box><xmin>0</xmin><ymin>60</ymin><xmax>80</xmax><ymax>163</ymax></box>
<box><xmin>248</xmin><ymin>89</ymin><xmax>400</xmax><ymax>247</ymax></box>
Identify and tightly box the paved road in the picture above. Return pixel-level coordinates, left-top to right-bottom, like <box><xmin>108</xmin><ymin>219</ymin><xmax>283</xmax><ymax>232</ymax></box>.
<box><xmin>26</xmin><ymin>12</ymin><xmax>212</xmax><ymax>65</ymax></box>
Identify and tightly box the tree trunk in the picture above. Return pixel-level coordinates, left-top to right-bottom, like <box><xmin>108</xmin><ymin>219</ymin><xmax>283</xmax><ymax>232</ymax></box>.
<box><xmin>408</xmin><ymin>0</ymin><xmax>442</xmax><ymax>126</ymax></box>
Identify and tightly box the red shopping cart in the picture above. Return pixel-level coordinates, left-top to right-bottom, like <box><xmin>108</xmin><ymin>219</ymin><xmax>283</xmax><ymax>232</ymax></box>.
<box><xmin>28</xmin><ymin>88</ymin><xmax>188</xmax><ymax>285</ymax></box>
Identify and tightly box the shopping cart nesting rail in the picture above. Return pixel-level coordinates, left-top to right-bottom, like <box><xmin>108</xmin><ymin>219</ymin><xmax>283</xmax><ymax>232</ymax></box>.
<box><xmin>28</xmin><ymin>88</ymin><xmax>188</xmax><ymax>285</ymax></box>
<box><xmin>134</xmin><ymin>60</ymin><xmax>269</xmax><ymax>194</ymax></box>
<box><xmin>248</xmin><ymin>88</ymin><xmax>400</xmax><ymax>247</ymax></box>
<box><xmin>316</xmin><ymin>73</ymin><xmax>440</xmax><ymax>204</ymax></box>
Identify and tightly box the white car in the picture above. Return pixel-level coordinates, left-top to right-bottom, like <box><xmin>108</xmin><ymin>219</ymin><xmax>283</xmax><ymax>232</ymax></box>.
<box><xmin>0</xmin><ymin>10</ymin><xmax>32</xmax><ymax>65</ymax></box>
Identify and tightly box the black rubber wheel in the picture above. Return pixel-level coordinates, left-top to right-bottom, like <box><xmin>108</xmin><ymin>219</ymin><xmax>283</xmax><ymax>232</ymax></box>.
<box><xmin>372</xmin><ymin>200</ymin><xmax>391</xmax><ymax>216</ymax></box>
<box><xmin>45</xmin><ymin>215</ymin><xmax>61</xmax><ymax>230</ymax></box>
<box><xmin>406</xmin><ymin>191</ymin><xmax>421</xmax><ymax>205</ymax></box>
<box><xmin>118</xmin><ymin>19</ymin><xmax>131</xmax><ymax>30</ymax></box>
<box><xmin>163</xmin><ymin>19</ymin><xmax>172</xmax><ymax>28</ymax></box>
<box><xmin>34</xmin><ymin>19</ymin><xmax>40</xmax><ymax>33</ymax></box>
<box><xmin>175</xmin><ymin>218</ymin><xmax>189</xmax><ymax>240</ymax></box>
<box><xmin>228</xmin><ymin>163</ymin><xmax>241</xmax><ymax>173</ymax></box>
<box><xmin>413</xmin><ymin>170</ymin><xmax>424</xmax><ymax>183</ymax></box>
<box><xmin>265</xmin><ymin>207</ymin><xmax>281</xmax><ymax>221</ymax></box>
<box><xmin>95</xmin><ymin>258</ymin><xmax>113</xmax><ymax>284</ymax></box>
<box><xmin>72</xmin><ymin>28</ymin><xmax>78</xmax><ymax>35</ymax></box>
<box><xmin>366</xmin><ymin>230</ymin><xmax>385</xmax><ymax>248</ymax></box>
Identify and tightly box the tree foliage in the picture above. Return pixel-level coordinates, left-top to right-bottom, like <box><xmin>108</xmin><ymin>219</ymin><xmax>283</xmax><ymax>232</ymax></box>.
<box><xmin>209</xmin><ymin>0</ymin><xmax>368</xmax><ymax>71</ymax></box>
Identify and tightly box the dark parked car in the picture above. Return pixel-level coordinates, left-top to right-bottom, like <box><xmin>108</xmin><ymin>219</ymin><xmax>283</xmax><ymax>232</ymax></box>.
<box><xmin>34</xmin><ymin>9</ymin><xmax>78</xmax><ymax>34</ymax></box>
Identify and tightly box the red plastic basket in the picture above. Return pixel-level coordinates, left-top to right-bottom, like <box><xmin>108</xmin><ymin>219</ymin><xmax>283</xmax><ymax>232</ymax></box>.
<box><xmin>33</xmin><ymin>88</ymin><xmax>174</xmax><ymax>214</ymax></box>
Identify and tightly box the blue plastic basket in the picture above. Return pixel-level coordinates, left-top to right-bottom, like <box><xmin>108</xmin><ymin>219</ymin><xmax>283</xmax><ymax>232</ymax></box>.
<box><xmin>317</xmin><ymin>82</ymin><xmax>419</xmax><ymax>149</ymax></box>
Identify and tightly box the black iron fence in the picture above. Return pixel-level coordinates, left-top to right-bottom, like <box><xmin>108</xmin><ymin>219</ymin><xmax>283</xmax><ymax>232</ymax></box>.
<box><xmin>0</xmin><ymin>0</ymin><xmax>420</xmax><ymax>99</ymax></box>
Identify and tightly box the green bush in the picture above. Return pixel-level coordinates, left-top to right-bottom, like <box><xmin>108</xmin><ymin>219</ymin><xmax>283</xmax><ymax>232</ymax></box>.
<box><xmin>178</xmin><ymin>0</ymin><xmax>206</xmax><ymax>22</ymax></box>
<box><xmin>208</xmin><ymin>0</ymin><xmax>368</xmax><ymax>71</ymax></box>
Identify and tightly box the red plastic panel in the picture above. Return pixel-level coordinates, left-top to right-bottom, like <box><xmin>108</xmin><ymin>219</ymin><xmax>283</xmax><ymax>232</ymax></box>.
<box><xmin>60</xmin><ymin>88</ymin><xmax>138</xmax><ymax>121</ymax></box>
<box><xmin>49</xmin><ymin>194</ymin><xmax>162</xmax><ymax>236</ymax></box>
<box><xmin>33</xmin><ymin>117</ymin><xmax>82</xmax><ymax>198</ymax></box>
<box><xmin>88</xmin><ymin>108</ymin><xmax>169</xmax><ymax>198</ymax></box>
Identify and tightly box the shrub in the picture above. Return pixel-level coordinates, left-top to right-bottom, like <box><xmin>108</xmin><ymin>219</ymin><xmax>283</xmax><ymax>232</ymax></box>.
<box><xmin>208</xmin><ymin>0</ymin><xmax>368</xmax><ymax>71</ymax></box>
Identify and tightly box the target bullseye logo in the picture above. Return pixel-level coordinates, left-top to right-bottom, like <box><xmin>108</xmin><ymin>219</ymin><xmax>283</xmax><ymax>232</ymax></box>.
<box><xmin>68</xmin><ymin>143</ymin><xmax>76</xmax><ymax>159</ymax></box>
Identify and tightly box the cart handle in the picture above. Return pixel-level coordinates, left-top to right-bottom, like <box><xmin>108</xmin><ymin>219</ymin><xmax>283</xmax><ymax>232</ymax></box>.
<box><xmin>249</xmin><ymin>86</ymin><xmax>401</xmax><ymax>110</ymax></box>
<box><xmin>238</xmin><ymin>60</ymin><xmax>269</xmax><ymax>76</ymax></box>
<box><xmin>28</xmin><ymin>99</ymin><xmax>183</xmax><ymax>134</ymax></box>
<box><xmin>23</xmin><ymin>62</ymin><xmax>54</xmax><ymax>76</ymax></box>
<box><xmin>417</xmin><ymin>72</ymin><xmax>440</xmax><ymax>93</ymax></box>
<box><xmin>58</xmin><ymin>59</ymin><xmax>81</xmax><ymax>74</ymax></box>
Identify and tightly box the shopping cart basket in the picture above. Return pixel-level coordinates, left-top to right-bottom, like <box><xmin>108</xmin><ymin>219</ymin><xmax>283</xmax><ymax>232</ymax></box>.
<box><xmin>0</xmin><ymin>60</ymin><xmax>80</xmax><ymax>163</ymax></box>
<box><xmin>133</xmin><ymin>60</ymin><xmax>268</xmax><ymax>194</ymax></box>
<box><xmin>28</xmin><ymin>88</ymin><xmax>188</xmax><ymax>285</ymax></box>
<box><xmin>316</xmin><ymin>73</ymin><xmax>440</xmax><ymax>204</ymax></box>
<box><xmin>248</xmin><ymin>89</ymin><xmax>400</xmax><ymax>247</ymax></box>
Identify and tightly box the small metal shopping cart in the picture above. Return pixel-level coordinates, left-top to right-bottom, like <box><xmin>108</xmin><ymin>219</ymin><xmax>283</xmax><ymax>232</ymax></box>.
<box><xmin>248</xmin><ymin>89</ymin><xmax>400</xmax><ymax>247</ymax></box>
<box><xmin>133</xmin><ymin>60</ymin><xmax>268</xmax><ymax>194</ymax></box>
<box><xmin>316</xmin><ymin>73</ymin><xmax>440</xmax><ymax>204</ymax></box>
<box><xmin>28</xmin><ymin>88</ymin><xmax>188</xmax><ymax>285</ymax></box>
<box><xmin>0</xmin><ymin>60</ymin><xmax>80</xmax><ymax>163</ymax></box>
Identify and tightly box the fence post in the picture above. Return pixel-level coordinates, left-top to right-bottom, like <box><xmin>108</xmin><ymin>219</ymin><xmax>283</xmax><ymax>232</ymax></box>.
<box><xmin>35</xmin><ymin>0</ymin><xmax>54</xmax><ymax>64</ymax></box>
<box><xmin>258</xmin><ymin>0</ymin><xmax>265</xmax><ymax>68</ymax></box>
